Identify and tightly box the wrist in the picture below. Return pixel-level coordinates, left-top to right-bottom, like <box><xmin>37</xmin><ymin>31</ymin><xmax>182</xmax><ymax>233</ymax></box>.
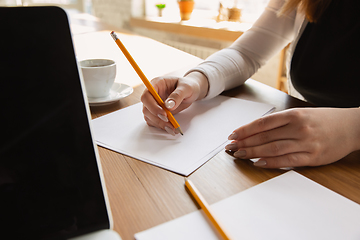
<box><xmin>347</xmin><ymin>107</ymin><xmax>360</xmax><ymax>152</ymax></box>
<box><xmin>354</xmin><ymin>107</ymin><xmax>360</xmax><ymax>151</ymax></box>
<box><xmin>185</xmin><ymin>71</ymin><xmax>209</xmax><ymax>100</ymax></box>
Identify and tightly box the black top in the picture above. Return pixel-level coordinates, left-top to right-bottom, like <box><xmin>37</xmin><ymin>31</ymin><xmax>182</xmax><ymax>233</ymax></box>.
<box><xmin>290</xmin><ymin>0</ymin><xmax>360</xmax><ymax>107</ymax></box>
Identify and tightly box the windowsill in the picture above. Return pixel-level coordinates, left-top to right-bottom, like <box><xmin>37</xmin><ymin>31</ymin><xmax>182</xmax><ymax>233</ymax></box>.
<box><xmin>130</xmin><ymin>16</ymin><xmax>253</xmax><ymax>42</ymax></box>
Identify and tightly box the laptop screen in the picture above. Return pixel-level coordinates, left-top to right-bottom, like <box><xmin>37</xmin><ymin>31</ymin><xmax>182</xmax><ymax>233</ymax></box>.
<box><xmin>0</xmin><ymin>6</ymin><xmax>110</xmax><ymax>239</ymax></box>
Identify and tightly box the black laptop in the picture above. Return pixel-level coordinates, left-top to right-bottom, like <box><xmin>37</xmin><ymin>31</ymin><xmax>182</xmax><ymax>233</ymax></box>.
<box><xmin>0</xmin><ymin>6</ymin><xmax>120</xmax><ymax>240</ymax></box>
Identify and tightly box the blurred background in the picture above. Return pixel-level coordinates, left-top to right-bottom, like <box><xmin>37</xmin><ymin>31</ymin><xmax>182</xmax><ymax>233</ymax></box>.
<box><xmin>0</xmin><ymin>0</ymin><xmax>288</xmax><ymax>91</ymax></box>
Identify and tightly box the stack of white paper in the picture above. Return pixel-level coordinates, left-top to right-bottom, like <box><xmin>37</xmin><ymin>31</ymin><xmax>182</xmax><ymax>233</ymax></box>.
<box><xmin>135</xmin><ymin>171</ymin><xmax>360</xmax><ymax>240</ymax></box>
<box><xmin>91</xmin><ymin>96</ymin><xmax>274</xmax><ymax>176</ymax></box>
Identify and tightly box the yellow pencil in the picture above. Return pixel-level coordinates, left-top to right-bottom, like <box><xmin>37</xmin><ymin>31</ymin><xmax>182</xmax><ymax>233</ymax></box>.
<box><xmin>185</xmin><ymin>179</ymin><xmax>232</xmax><ymax>240</ymax></box>
<box><xmin>110</xmin><ymin>31</ymin><xmax>183</xmax><ymax>135</ymax></box>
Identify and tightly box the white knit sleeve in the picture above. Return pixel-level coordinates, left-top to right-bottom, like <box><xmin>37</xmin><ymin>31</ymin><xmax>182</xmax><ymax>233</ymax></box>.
<box><xmin>186</xmin><ymin>0</ymin><xmax>297</xmax><ymax>99</ymax></box>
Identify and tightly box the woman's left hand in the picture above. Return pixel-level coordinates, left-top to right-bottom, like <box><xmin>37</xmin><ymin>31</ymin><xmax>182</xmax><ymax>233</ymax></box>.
<box><xmin>225</xmin><ymin>107</ymin><xmax>360</xmax><ymax>168</ymax></box>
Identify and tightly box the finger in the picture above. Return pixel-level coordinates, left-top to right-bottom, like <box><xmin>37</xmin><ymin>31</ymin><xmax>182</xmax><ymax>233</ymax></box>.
<box><xmin>143</xmin><ymin>106</ymin><xmax>171</xmax><ymax>129</ymax></box>
<box><xmin>228</xmin><ymin>110</ymin><xmax>294</xmax><ymax>141</ymax></box>
<box><xmin>232</xmin><ymin>139</ymin><xmax>305</xmax><ymax>159</ymax></box>
<box><xmin>253</xmin><ymin>152</ymin><xmax>312</xmax><ymax>168</ymax></box>
<box><xmin>143</xmin><ymin>115</ymin><xmax>156</xmax><ymax>127</ymax></box>
<box><xmin>144</xmin><ymin>116</ymin><xmax>176</xmax><ymax>136</ymax></box>
<box><xmin>142</xmin><ymin>107</ymin><xmax>161</xmax><ymax>128</ymax></box>
<box><xmin>144</xmin><ymin>111</ymin><xmax>177</xmax><ymax>135</ymax></box>
<box><xmin>234</xmin><ymin>125</ymin><xmax>298</xmax><ymax>149</ymax></box>
<box><xmin>141</xmin><ymin>89</ymin><xmax>167</xmax><ymax>120</ymax></box>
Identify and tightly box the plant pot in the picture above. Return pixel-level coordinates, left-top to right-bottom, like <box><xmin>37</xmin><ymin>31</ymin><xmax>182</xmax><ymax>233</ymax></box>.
<box><xmin>178</xmin><ymin>1</ymin><xmax>194</xmax><ymax>21</ymax></box>
<box><xmin>228</xmin><ymin>7</ymin><xmax>241</xmax><ymax>22</ymax></box>
<box><xmin>158</xmin><ymin>8</ymin><xmax>163</xmax><ymax>17</ymax></box>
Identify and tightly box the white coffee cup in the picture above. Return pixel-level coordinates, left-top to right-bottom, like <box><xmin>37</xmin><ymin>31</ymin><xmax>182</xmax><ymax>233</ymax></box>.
<box><xmin>80</xmin><ymin>59</ymin><xmax>116</xmax><ymax>98</ymax></box>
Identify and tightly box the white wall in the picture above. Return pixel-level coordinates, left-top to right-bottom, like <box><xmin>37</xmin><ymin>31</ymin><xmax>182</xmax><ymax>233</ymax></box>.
<box><xmin>92</xmin><ymin>0</ymin><xmax>132</xmax><ymax>29</ymax></box>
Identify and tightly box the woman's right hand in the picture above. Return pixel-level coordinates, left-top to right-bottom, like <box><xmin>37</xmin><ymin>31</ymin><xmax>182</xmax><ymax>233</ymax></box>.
<box><xmin>141</xmin><ymin>71</ymin><xmax>208</xmax><ymax>135</ymax></box>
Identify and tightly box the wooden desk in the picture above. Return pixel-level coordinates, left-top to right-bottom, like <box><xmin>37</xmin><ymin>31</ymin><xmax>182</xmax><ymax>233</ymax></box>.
<box><xmin>68</xmin><ymin>11</ymin><xmax>360</xmax><ymax>240</ymax></box>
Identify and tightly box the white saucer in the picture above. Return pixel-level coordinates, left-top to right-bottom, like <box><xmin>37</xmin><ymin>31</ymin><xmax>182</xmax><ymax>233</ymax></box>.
<box><xmin>88</xmin><ymin>82</ymin><xmax>133</xmax><ymax>106</ymax></box>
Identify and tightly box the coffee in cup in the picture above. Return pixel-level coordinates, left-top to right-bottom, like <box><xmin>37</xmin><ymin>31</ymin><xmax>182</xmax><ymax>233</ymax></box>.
<box><xmin>80</xmin><ymin>59</ymin><xmax>116</xmax><ymax>98</ymax></box>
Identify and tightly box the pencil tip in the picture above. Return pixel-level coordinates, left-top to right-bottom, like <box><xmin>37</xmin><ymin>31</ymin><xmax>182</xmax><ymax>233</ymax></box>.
<box><xmin>177</xmin><ymin>127</ymin><xmax>183</xmax><ymax>135</ymax></box>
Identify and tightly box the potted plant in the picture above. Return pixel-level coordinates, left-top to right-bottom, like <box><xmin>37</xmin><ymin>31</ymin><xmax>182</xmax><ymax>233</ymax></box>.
<box><xmin>155</xmin><ymin>3</ymin><xmax>166</xmax><ymax>17</ymax></box>
<box><xmin>177</xmin><ymin>0</ymin><xmax>194</xmax><ymax>21</ymax></box>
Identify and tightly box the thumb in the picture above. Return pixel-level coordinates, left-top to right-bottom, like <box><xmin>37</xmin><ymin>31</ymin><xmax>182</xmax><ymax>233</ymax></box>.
<box><xmin>164</xmin><ymin>88</ymin><xmax>187</xmax><ymax>110</ymax></box>
<box><xmin>165</xmin><ymin>98</ymin><xmax>176</xmax><ymax>110</ymax></box>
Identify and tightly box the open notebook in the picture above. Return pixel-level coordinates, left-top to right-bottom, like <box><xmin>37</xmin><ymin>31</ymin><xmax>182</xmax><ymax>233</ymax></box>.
<box><xmin>135</xmin><ymin>171</ymin><xmax>360</xmax><ymax>240</ymax></box>
<box><xmin>91</xmin><ymin>96</ymin><xmax>274</xmax><ymax>176</ymax></box>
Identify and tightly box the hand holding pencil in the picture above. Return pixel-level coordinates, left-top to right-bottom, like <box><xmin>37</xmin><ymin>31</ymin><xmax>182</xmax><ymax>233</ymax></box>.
<box><xmin>110</xmin><ymin>31</ymin><xmax>209</xmax><ymax>136</ymax></box>
<box><xmin>111</xmin><ymin>31</ymin><xmax>183</xmax><ymax>135</ymax></box>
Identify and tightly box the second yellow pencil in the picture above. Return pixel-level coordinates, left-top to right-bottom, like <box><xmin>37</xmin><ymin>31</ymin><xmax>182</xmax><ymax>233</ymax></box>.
<box><xmin>185</xmin><ymin>179</ymin><xmax>232</xmax><ymax>240</ymax></box>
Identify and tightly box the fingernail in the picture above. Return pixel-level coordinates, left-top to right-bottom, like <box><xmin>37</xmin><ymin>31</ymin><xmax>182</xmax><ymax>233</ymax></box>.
<box><xmin>165</xmin><ymin>126</ymin><xmax>176</xmax><ymax>136</ymax></box>
<box><xmin>225</xmin><ymin>143</ymin><xmax>238</xmax><ymax>151</ymax></box>
<box><xmin>165</xmin><ymin>99</ymin><xmax>175</xmax><ymax>109</ymax></box>
<box><xmin>157</xmin><ymin>114</ymin><xmax>168</xmax><ymax>122</ymax></box>
<box><xmin>228</xmin><ymin>132</ymin><xmax>238</xmax><ymax>140</ymax></box>
<box><xmin>254</xmin><ymin>160</ymin><xmax>267</xmax><ymax>167</ymax></box>
<box><xmin>280</xmin><ymin>167</ymin><xmax>293</xmax><ymax>170</ymax></box>
<box><xmin>234</xmin><ymin>150</ymin><xmax>246</xmax><ymax>158</ymax></box>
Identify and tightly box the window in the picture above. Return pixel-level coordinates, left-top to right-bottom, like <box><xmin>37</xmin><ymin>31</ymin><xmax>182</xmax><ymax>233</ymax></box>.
<box><xmin>2</xmin><ymin>0</ymin><xmax>90</xmax><ymax>13</ymax></box>
<box><xmin>141</xmin><ymin>0</ymin><xmax>269</xmax><ymax>23</ymax></box>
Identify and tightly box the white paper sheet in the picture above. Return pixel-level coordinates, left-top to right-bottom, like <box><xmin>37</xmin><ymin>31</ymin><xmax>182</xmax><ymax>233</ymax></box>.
<box><xmin>135</xmin><ymin>171</ymin><xmax>360</xmax><ymax>240</ymax></box>
<box><xmin>91</xmin><ymin>96</ymin><xmax>274</xmax><ymax>176</ymax></box>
